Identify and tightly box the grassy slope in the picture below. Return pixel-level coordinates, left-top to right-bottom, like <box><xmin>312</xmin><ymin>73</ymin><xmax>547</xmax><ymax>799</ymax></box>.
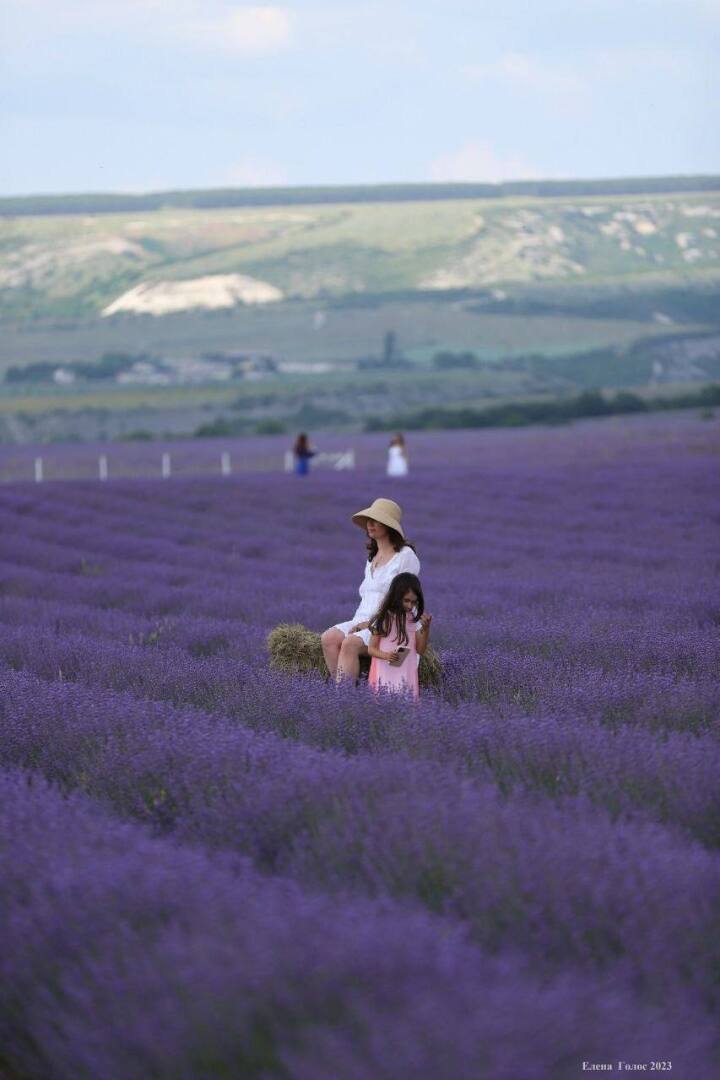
<box><xmin>0</xmin><ymin>300</ymin><xmax>687</xmax><ymax>372</ymax></box>
<box><xmin>2</xmin><ymin>191</ymin><xmax>720</xmax><ymax>323</ymax></box>
<box><xmin>1</xmin><ymin>188</ymin><xmax>719</xmax><ymax>445</ymax></box>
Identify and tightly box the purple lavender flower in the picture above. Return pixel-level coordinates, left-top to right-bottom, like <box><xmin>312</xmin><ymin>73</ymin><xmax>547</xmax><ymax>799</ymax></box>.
<box><xmin>0</xmin><ymin>413</ymin><xmax>718</xmax><ymax>1076</ymax></box>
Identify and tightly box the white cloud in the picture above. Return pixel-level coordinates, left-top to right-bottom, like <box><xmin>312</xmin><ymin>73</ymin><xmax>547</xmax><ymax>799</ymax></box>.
<box><xmin>429</xmin><ymin>141</ymin><xmax>539</xmax><ymax>184</ymax></box>
<box><xmin>461</xmin><ymin>44</ymin><xmax>697</xmax><ymax>111</ymax></box>
<box><xmin>463</xmin><ymin>52</ymin><xmax>585</xmax><ymax>97</ymax></box>
<box><xmin>182</xmin><ymin>7</ymin><xmax>292</xmax><ymax>54</ymax></box>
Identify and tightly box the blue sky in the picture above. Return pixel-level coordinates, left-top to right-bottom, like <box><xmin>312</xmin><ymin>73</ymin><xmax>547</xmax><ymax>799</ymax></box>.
<box><xmin>1</xmin><ymin>0</ymin><xmax>718</xmax><ymax>195</ymax></box>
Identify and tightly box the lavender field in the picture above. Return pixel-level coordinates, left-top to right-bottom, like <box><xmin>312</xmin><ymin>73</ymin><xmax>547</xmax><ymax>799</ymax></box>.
<box><xmin>1</xmin><ymin>413</ymin><xmax>719</xmax><ymax>1079</ymax></box>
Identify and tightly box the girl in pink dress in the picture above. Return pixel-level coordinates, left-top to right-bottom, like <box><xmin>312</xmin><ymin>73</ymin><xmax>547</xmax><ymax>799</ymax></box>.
<box><xmin>367</xmin><ymin>572</ymin><xmax>432</xmax><ymax>700</ymax></box>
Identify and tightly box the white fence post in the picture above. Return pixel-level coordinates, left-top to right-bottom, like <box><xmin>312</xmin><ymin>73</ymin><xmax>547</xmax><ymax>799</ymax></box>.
<box><xmin>15</xmin><ymin>447</ymin><xmax>357</xmax><ymax>484</ymax></box>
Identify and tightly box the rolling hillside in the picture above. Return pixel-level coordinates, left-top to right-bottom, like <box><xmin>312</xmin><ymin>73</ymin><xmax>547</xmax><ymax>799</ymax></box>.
<box><xmin>2</xmin><ymin>188</ymin><xmax>720</xmax><ymax>323</ymax></box>
<box><xmin>1</xmin><ymin>181</ymin><xmax>719</xmax><ymax>444</ymax></box>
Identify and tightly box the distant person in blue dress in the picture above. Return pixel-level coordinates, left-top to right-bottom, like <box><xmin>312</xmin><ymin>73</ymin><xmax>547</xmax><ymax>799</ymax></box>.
<box><xmin>293</xmin><ymin>432</ymin><xmax>316</xmax><ymax>476</ymax></box>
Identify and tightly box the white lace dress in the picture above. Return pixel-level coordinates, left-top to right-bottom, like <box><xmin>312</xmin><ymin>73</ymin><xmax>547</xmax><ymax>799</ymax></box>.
<box><xmin>386</xmin><ymin>445</ymin><xmax>408</xmax><ymax>477</ymax></box>
<box><xmin>333</xmin><ymin>545</ymin><xmax>421</xmax><ymax>646</ymax></box>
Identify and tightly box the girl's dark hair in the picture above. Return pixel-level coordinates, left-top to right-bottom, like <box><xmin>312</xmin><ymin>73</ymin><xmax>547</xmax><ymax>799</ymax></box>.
<box><xmin>370</xmin><ymin>572</ymin><xmax>424</xmax><ymax>647</ymax></box>
<box><xmin>294</xmin><ymin>432</ymin><xmax>309</xmax><ymax>454</ymax></box>
<box><xmin>366</xmin><ymin>527</ymin><xmax>417</xmax><ymax>562</ymax></box>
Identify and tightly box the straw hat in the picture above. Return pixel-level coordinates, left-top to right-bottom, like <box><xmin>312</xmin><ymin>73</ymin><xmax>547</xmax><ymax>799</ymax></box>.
<box><xmin>351</xmin><ymin>497</ymin><xmax>405</xmax><ymax>538</ymax></box>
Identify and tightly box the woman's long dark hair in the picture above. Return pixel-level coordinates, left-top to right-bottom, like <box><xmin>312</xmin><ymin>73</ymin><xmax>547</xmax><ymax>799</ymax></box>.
<box><xmin>369</xmin><ymin>572</ymin><xmax>424</xmax><ymax>647</ymax></box>
<box><xmin>366</xmin><ymin>527</ymin><xmax>417</xmax><ymax>562</ymax></box>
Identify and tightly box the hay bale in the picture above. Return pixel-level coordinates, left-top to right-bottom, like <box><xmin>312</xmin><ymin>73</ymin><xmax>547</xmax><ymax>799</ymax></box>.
<box><xmin>267</xmin><ymin>623</ymin><xmax>326</xmax><ymax>676</ymax></box>
<box><xmin>267</xmin><ymin>622</ymin><xmax>443</xmax><ymax>688</ymax></box>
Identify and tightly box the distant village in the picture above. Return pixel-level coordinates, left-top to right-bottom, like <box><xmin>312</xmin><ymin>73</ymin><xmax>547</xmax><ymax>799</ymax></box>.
<box><xmin>4</xmin><ymin>330</ymin><xmax>719</xmax><ymax>390</ymax></box>
<box><xmin>3</xmin><ymin>350</ymin><xmax>295</xmax><ymax>387</ymax></box>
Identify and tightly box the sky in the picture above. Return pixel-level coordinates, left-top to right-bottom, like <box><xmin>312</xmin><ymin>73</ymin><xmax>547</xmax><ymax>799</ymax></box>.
<box><xmin>1</xmin><ymin>0</ymin><xmax>718</xmax><ymax>195</ymax></box>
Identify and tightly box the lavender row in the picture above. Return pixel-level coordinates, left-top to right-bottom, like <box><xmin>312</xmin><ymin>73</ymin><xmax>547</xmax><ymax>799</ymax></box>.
<box><xmin>2</xmin><ymin>448</ymin><xmax>715</xmax><ymax>588</ymax></box>
<box><xmin>3</xmin><ymin>548</ymin><xmax>717</xmax><ymax>680</ymax></box>
<box><xmin>2</xmin><ymin>459</ymin><xmax>716</xmax><ymax>641</ymax></box>
<box><xmin>0</xmin><ymin>593</ymin><xmax>268</xmax><ymax>662</ymax></box>
<box><xmin>0</xmin><ymin>524</ymin><xmax>243</xmax><ymax>585</ymax></box>
<box><xmin>0</xmin><ymin>555</ymin><xmax>337</xmax><ymax>627</ymax></box>
<box><xmin>3</xmin><ymin>619</ymin><xmax>720</xmax><ymax>840</ymax></box>
<box><xmin>5</xmin><ymin>583</ymin><xmax>717</xmax><ymax>714</ymax></box>
<box><xmin>1</xmin><ymin>516</ymin><xmax>713</xmax><ymax>622</ymax></box>
<box><xmin>235</xmin><ymin>673</ymin><xmax>720</xmax><ymax>845</ymax></box>
<box><xmin>439</xmin><ymin>646</ymin><xmax>720</xmax><ymax>735</ymax></box>
<box><xmin>0</xmin><ymin>623</ymin><xmax>263</xmax><ymax>709</ymax></box>
<box><xmin>438</xmin><ymin>609</ymin><xmax>720</xmax><ymax>675</ymax></box>
<box><xmin>2</xmin><ymin>559</ymin><xmax>717</xmax><ymax>737</ymax></box>
<box><xmin>4</xmin><ymin>499</ymin><xmax>714</xmax><ymax>596</ymax></box>
<box><xmin>10</xmin><ymin>767</ymin><xmax>706</xmax><ymax>1080</ymax></box>
<box><xmin>2</xmin><ymin>666</ymin><xmax>720</xmax><ymax>1005</ymax></box>
<box><xmin>1</xmin><ymin>620</ymin><xmax>719</xmax><ymax>842</ymax></box>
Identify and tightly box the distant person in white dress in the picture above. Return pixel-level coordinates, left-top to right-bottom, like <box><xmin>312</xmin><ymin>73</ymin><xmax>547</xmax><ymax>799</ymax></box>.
<box><xmin>386</xmin><ymin>433</ymin><xmax>408</xmax><ymax>477</ymax></box>
<box><xmin>320</xmin><ymin>497</ymin><xmax>420</xmax><ymax>683</ymax></box>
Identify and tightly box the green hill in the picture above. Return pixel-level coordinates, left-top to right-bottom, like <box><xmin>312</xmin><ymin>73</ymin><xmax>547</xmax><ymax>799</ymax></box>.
<box><xmin>1</xmin><ymin>185</ymin><xmax>719</xmax><ymax>324</ymax></box>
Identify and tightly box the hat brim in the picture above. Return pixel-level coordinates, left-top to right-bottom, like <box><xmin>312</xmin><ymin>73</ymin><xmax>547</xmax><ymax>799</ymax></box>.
<box><xmin>352</xmin><ymin>508</ymin><xmax>405</xmax><ymax>538</ymax></box>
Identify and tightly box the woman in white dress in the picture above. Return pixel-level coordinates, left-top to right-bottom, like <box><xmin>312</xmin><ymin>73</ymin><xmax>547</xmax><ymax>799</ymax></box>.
<box><xmin>386</xmin><ymin>433</ymin><xmax>409</xmax><ymax>477</ymax></box>
<box><xmin>321</xmin><ymin>497</ymin><xmax>420</xmax><ymax>683</ymax></box>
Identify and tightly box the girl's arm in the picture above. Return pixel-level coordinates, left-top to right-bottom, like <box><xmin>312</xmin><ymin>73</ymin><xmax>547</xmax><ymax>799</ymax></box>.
<box><xmin>415</xmin><ymin>613</ymin><xmax>432</xmax><ymax>656</ymax></box>
<box><xmin>350</xmin><ymin>620</ymin><xmax>370</xmax><ymax>633</ymax></box>
<box><xmin>368</xmin><ymin>634</ymin><xmax>398</xmax><ymax>662</ymax></box>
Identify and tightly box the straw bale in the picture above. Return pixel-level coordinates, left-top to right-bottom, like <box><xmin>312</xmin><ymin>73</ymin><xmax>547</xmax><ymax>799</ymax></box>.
<box><xmin>267</xmin><ymin>623</ymin><xmax>326</xmax><ymax>675</ymax></box>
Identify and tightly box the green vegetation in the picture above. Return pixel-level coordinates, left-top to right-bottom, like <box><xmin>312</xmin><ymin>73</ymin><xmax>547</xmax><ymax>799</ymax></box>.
<box><xmin>2</xmin><ymin>189</ymin><xmax>720</xmax><ymax>328</ymax></box>
<box><xmin>475</xmin><ymin>281</ymin><xmax>720</xmax><ymax>326</ymax></box>
<box><xmin>1</xmin><ymin>175</ymin><xmax>718</xmax><ymax>216</ymax></box>
<box><xmin>1</xmin><ymin>298</ymin><xmax>691</xmax><ymax>383</ymax></box>
<box><xmin>5</xmin><ymin>351</ymin><xmax>148</xmax><ymax>384</ymax></box>
<box><xmin>366</xmin><ymin>383</ymin><xmax>720</xmax><ymax>432</ymax></box>
<box><xmin>123</xmin><ymin>430</ymin><xmax>154</xmax><ymax>441</ymax></box>
<box><xmin>1</xmin><ymin>181</ymin><xmax>719</xmax><ymax>445</ymax></box>
<box><xmin>254</xmin><ymin>419</ymin><xmax>287</xmax><ymax>436</ymax></box>
<box><xmin>193</xmin><ymin>418</ymin><xmax>240</xmax><ymax>438</ymax></box>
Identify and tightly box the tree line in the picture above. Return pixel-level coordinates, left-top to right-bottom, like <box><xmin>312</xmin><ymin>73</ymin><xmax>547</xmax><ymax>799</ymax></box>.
<box><xmin>2</xmin><ymin>176</ymin><xmax>719</xmax><ymax>217</ymax></box>
<box><xmin>366</xmin><ymin>384</ymin><xmax>720</xmax><ymax>432</ymax></box>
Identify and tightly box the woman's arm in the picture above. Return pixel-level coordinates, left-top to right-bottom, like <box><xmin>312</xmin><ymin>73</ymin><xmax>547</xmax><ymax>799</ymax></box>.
<box><xmin>415</xmin><ymin>614</ymin><xmax>432</xmax><ymax>656</ymax></box>
<box><xmin>368</xmin><ymin>634</ymin><xmax>398</xmax><ymax>662</ymax></box>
